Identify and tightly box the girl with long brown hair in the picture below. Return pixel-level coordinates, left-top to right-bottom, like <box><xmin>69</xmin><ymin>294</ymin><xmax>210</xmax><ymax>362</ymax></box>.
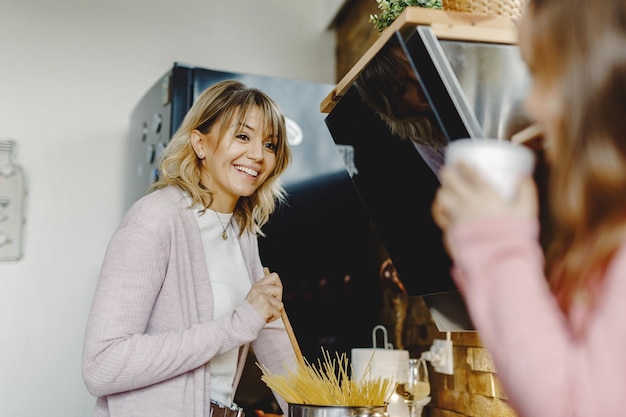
<box><xmin>432</xmin><ymin>0</ymin><xmax>626</xmax><ymax>415</ymax></box>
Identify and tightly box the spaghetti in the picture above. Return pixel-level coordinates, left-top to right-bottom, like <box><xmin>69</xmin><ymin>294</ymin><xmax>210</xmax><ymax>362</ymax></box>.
<box><xmin>257</xmin><ymin>348</ymin><xmax>395</xmax><ymax>407</ymax></box>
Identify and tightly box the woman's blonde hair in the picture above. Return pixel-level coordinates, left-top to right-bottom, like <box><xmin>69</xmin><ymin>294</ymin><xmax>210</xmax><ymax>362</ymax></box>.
<box><xmin>525</xmin><ymin>0</ymin><xmax>626</xmax><ymax>311</ymax></box>
<box><xmin>149</xmin><ymin>79</ymin><xmax>291</xmax><ymax>236</ymax></box>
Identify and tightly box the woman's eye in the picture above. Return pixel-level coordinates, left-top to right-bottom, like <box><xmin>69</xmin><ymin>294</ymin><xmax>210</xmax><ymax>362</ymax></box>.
<box><xmin>391</xmin><ymin>79</ymin><xmax>409</xmax><ymax>97</ymax></box>
<box><xmin>264</xmin><ymin>142</ymin><xmax>277</xmax><ymax>151</ymax></box>
<box><xmin>236</xmin><ymin>133</ymin><xmax>250</xmax><ymax>141</ymax></box>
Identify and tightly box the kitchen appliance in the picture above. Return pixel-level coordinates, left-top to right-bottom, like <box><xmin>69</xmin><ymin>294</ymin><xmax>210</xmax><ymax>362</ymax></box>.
<box><xmin>322</xmin><ymin>11</ymin><xmax>534</xmax><ymax>330</ymax></box>
<box><xmin>289</xmin><ymin>404</ymin><xmax>388</xmax><ymax>417</ymax></box>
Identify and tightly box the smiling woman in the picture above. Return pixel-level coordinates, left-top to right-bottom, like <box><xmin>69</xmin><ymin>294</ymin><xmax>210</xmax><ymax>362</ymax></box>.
<box><xmin>81</xmin><ymin>80</ymin><xmax>298</xmax><ymax>417</ymax></box>
<box><xmin>188</xmin><ymin>105</ymin><xmax>277</xmax><ymax>215</ymax></box>
<box><xmin>153</xmin><ymin>80</ymin><xmax>292</xmax><ymax>236</ymax></box>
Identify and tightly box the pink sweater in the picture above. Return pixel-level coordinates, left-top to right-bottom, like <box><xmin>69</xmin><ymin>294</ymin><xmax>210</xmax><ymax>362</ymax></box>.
<box><xmin>82</xmin><ymin>186</ymin><xmax>297</xmax><ymax>417</ymax></box>
<box><xmin>449</xmin><ymin>215</ymin><xmax>626</xmax><ymax>417</ymax></box>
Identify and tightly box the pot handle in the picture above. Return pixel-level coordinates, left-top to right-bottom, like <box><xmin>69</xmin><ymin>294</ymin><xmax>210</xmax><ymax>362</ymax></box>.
<box><xmin>372</xmin><ymin>324</ymin><xmax>393</xmax><ymax>349</ymax></box>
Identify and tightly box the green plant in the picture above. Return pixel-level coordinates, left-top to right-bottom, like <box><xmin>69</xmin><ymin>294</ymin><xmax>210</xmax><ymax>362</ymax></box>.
<box><xmin>370</xmin><ymin>0</ymin><xmax>443</xmax><ymax>32</ymax></box>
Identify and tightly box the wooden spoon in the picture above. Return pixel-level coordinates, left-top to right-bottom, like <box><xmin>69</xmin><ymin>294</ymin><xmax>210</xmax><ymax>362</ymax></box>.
<box><xmin>264</xmin><ymin>267</ymin><xmax>305</xmax><ymax>366</ymax></box>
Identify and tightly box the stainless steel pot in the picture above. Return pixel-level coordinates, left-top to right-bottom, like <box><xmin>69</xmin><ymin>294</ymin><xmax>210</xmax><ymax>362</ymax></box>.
<box><xmin>288</xmin><ymin>404</ymin><xmax>388</xmax><ymax>417</ymax></box>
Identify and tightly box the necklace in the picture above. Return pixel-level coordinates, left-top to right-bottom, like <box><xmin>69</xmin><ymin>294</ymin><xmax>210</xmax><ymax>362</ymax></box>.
<box><xmin>212</xmin><ymin>210</ymin><xmax>231</xmax><ymax>240</ymax></box>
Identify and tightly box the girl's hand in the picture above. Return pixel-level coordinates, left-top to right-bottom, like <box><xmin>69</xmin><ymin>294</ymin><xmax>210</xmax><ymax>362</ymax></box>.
<box><xmin>246</xmin><ymin>271</ymin><xmax>284</xmax><ymax>323</ymax></box>
<box><xmin>432</xmin><ymin>163</ymin><xmax>538</xmax><ymax>252</ymax></box>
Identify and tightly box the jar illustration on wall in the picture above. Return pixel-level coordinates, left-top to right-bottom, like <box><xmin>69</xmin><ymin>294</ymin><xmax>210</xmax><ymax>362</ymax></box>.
<box><xmin>0</xmin><ymin>139</ymin><xmax>26</xmax><ymax>261</ymax></box>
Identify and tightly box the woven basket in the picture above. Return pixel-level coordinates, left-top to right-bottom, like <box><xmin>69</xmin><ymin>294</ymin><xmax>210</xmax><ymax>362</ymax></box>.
<box><xmin>443</xmin><ymin>0</ymin><xmax>525</xmax><ymax>19</ymax></box>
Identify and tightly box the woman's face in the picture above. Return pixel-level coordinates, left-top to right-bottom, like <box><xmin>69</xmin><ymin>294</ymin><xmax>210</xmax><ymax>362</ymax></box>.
<box><xmin>519</xmin><ymin>8</ymin><xmax>563</xmax><ymax>164</ymax></box>
<box><xmin>392</xmin><ymin>47</ymin><xmax>431</xmax><ymax>113</ymax></box>
<box><xmin>193</xmin><ymin>105</ymin><xmax>278</xmax><ymax>212</ymax></box>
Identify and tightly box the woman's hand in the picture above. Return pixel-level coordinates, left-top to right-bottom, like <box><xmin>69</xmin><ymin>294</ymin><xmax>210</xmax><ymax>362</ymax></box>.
<box><xmin>432</xmin><ymin>163</ymin><xmax>538</xmax><ymax>254</ymax></box>
<box><xmin>246</xmin><ymin>271</ymin><xmax>284</xmax><ymax>323</ymax></box>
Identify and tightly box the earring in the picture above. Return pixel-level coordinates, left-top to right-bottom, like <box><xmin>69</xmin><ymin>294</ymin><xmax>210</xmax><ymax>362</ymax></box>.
<box><xmin>198</xmin><ymin>153</ymin><xmax>205</xmax><ymax>159</ymax></box>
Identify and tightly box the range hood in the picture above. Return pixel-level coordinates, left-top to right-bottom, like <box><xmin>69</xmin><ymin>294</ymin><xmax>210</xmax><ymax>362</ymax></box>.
<box><xmin>322</xmin><ymin>9</ymin><xmax>533</xmax><ymax>331</ymax></box>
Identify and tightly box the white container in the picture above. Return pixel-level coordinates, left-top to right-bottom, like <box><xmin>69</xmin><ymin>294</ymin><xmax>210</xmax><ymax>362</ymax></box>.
<box><xmin>351</xmin><ymin>348</ymin><xmax>410</xmax><ymax>383</ymax></box>
<box><xmin>445</xmin><ymin>138</ymin><xmax>535</xmax><ymax>201</ymax></box>
<box><xmin>351</xmin><ymin>325</ymin><xmax>408</xmax><ymax>383</ymax></box>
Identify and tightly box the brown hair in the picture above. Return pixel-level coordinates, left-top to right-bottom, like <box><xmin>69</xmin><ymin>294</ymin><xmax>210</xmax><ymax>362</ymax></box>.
<box><xmin>524</xmin><ymin>0</ymin><xmax>626</xmax><ymax>311</ymax></box>
<box><xmin>354</xmin><ymin>36</ymin><xmax>446</xmax><ymax>148</ymax></box>
<box><xmin>150</xmin><ymin>80</ymin><xmax>291</xmax><ymax>236</ymax></box>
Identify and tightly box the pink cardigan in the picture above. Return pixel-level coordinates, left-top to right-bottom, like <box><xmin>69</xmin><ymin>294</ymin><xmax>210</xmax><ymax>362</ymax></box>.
<box><xmin>82</xmin><ymin>186</ymin><xmax>297</xmax><ymax>417</ymax></box>
<box><xmin>449</xmin><ymin>215</ymin><xmax>626</xmax><ymax>417</ymax></box>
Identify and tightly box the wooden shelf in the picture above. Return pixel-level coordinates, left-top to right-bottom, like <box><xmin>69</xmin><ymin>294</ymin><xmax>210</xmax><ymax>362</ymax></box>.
<box><xmin>321</xmin><ymin>7</ymin><xmax>519</xmax><ymax>113</ymax></box>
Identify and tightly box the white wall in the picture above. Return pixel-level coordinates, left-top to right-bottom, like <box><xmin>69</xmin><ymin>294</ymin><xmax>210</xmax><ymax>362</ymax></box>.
<box><xmin>0</xmin><ymin>1</ymin><xmax>340</xmax><ymax>415</ymax></box>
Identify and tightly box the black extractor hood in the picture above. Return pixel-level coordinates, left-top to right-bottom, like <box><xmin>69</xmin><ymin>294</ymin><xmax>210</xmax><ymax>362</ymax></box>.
<box><xmin>323</xmin><ymin>10</ymin><xmax>533</xmax><ymax>331</ymax></box>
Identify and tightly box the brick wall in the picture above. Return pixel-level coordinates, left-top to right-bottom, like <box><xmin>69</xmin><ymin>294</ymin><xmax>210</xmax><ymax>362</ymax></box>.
<box><xmin>379</xmin><ymin>294</ymin><xmax>518</xmax><ymax>417</ymax></box>
<box><xmin>333</xmin><ymin>0</ymin><xmax>380</xmax><ymax>81</ymax></box>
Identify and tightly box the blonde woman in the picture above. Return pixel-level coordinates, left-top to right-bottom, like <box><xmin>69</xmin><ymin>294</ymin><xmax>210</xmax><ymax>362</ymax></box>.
<box><xmin>82</xmin><ymin>80</ymin><xmax>296</xmax><ymax>417</ymax></box>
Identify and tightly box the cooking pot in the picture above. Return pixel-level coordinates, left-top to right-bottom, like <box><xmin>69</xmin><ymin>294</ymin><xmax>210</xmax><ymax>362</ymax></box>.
<box><xmin>288</xmin><ymin>404</ymin><xmax>388</xmax><ymax>417</ymax></box>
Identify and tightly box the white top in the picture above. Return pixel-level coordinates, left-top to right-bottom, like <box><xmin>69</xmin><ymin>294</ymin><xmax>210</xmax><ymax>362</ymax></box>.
<box><xmin>192</xmin><ymin>205</ymin><xmax>252</xmax><ymax>407</ymax></box>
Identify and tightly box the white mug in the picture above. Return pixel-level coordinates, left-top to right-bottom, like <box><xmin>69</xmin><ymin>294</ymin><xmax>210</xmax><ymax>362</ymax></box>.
<box><xmin>445</xmin><ymin>138</ymin><xmax>535</xmax><ymax>201</ymax></box>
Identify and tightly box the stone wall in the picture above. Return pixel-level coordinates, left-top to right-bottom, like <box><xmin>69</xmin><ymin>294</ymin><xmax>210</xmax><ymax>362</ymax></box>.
<box><xmin>333</xmin><ymin>0</ymin><xmax>380</xmax><ymax>81</ymax></box>
<box><xmin>379</xmin><ymin>294</ymin><xmax>518</xmax><ymax>417</ymax></box>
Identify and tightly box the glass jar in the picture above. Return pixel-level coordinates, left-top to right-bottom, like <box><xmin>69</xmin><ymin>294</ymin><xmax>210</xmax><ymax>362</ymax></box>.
<box><xmin>0</xmin><ymin>139</ymin><xmax>26</xmax><ymax>261</ymax></box>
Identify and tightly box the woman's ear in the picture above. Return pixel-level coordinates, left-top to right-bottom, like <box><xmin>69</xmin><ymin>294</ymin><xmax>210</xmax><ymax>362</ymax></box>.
<box><xmin>190</xmin><ymin>130</ymin><xmax>206</xmax><ymax>159</ymax></box>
